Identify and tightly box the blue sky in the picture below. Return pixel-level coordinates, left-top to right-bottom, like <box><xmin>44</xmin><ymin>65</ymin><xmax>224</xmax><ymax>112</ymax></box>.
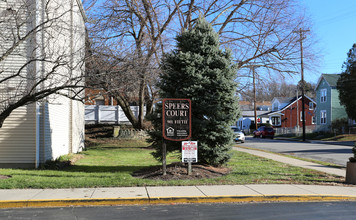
<box><xmin>300</xmin><ymin>0</ymin><xmax>356</xmax><ymax>84</ymax></box>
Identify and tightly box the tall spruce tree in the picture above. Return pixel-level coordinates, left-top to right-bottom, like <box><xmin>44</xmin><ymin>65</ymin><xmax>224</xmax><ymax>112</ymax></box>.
<box><xmin>337</xmin><ymin>44</ymin><xmax>356</xmax><ymax>120</ymax></box>
<box><xmin>149</xmin><ymin>16</ymin><xmax>239</xmax><ymax>166</ymax></box>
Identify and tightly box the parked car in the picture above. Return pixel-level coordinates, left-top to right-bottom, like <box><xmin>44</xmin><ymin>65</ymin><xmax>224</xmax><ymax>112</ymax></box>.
<box><xmin>231</xmin><ymin>126</ymin><xmax>245</xmax><ymax>143</ymax></box>
<box><xmin>253</xmin><ymin>126</ymin><xmax>275</xmax><ymax>139</ymax></box>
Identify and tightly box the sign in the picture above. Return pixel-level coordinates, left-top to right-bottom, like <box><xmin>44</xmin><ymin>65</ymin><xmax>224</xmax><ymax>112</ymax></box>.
<box><xmin>182</xmin><ymin>141</ymin><xmax>198</xmax><ymax>163</ymax></box>
<box><xmin>163</xmin><ymin>98</ymin><xmax>191</xmax><ymax>141</ymax></box>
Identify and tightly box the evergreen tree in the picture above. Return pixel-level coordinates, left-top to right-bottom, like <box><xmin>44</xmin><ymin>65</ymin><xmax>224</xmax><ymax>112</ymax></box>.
<box><xmin>337</xmin><ymin>44</ymin><xmax>356</xmax><ymax>120</ymax></box>
<box><xmin>149</xmin><ymin>16</ymin><xmax>240</xmax><ymax>166</ymax></box>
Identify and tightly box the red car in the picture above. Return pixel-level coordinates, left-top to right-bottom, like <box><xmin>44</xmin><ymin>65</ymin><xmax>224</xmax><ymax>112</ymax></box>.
<box><xmin>253</xmin><ymin>126</ymin><xmax>275</xmax><ymax>139</ymax></box>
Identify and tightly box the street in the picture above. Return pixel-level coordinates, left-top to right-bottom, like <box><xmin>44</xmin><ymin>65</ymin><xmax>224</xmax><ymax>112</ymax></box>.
<box><xmin>240</xmin><ymin>137</ymin><xmax>354</xmax><ymax>166</ymax></box>
<box><xmin>2</xmin><ymin>202</ymin><xmax>356</xmax><ymax>219</ymax></box>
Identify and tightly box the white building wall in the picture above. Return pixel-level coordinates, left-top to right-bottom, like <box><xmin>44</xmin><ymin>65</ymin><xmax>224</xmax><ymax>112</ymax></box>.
<box><xmin>70</xmin><ymin>0</ymin><xmax>86</xmax><ymax>153</ymax></box>
<box><xmin>0</xmin><ymin>1</ymin><xmax>37</xmax><ymax>167</ymax></box>
<box><xmin>0</xmin><ymin>105</ymin><xmax>36</xmax><ymax>167</ymax></box>
<box><xmin>39</xmin><ymin>0</ymin><xmax>86</xmax><ymax>160</ymax></box>
<box><xmin>0</xmin><ymin>0</ymin><xmax>86</xmax><ymax>167</ymax></box>
<box><xmin>41</xmin><ymin>97</ymin><xmax>70</xmax><ymax>162</ymax></box>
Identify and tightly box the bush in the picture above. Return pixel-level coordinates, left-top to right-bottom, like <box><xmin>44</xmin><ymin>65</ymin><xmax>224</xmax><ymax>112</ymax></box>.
<box><xmin>331</xmin><ymin>118</ymin><xmax>348</xmax><ymax>134</ymax></box>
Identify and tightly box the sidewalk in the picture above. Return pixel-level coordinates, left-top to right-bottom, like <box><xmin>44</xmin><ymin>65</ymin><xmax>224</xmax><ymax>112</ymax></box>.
<box><xmin>1</xmin><ymin>148</ymin><xmax>355</xmax><ymax>208</ymax></box>
<box><xmin>1</xmin><ymin>184</ymin><xmax>356</xmax><ymax>208</ymax></box>
<box><xmin>234</xmin><ymin>147</ymin><xmax>346</xmax><ymax>177</ymax></box>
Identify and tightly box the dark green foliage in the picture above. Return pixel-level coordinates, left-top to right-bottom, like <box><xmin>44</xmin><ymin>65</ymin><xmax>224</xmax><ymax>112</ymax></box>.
<box><xmin>148</xmin><ymin>16</ymin><xmax>240</xmax><ymax>166</ymax></box>
<box><xmin>331</xmin><ymin>118</ymin><xmax>348</xmax><ymax>133</ymax></box>
<box><xmin>337</xmin><ymin>44</ymin><xmax>356</xmax><ymax>120</ymax></box>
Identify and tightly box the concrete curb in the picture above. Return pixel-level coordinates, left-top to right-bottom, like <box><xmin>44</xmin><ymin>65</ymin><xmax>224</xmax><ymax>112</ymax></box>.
<box><xmin>2</xmin><ymin>195</ymin><xmax>356</xmax><ymax>208</ymax></box>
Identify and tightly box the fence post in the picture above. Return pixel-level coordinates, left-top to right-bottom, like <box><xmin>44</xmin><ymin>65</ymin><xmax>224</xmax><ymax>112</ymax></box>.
<box><xmin>95</xmin><ymin>105</ymin><xmax>99</xmax><ymax>124</ymax></box>
<box><xmin>97</xmin><ymin>105</ymin><xmax>101</xmax><ymax>124</ymax></box>
<box><xmin>116</xmin><ymin>106</ymin><xmax>120</xmax><ymax>125</ymax></box>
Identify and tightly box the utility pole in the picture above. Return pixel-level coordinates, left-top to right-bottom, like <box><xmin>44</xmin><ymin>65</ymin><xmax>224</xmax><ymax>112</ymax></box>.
<box><xmin>297</xmin><ymin>28</ymin><xmax>309</xmax><ymax>142</ymax></box>
<box><xmin>252</xmin><ymin>66</ymin><xmax>258</xmax><ymax>131</ymax></box>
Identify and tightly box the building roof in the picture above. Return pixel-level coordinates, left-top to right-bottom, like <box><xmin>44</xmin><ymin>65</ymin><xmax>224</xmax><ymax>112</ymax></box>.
<box><xmin>239</xmin><ymin>101</ymin><xmax>272</xmax><ymax>111</ymax></box>
<box><xmin>322</xmin><ymin>74</ymin><xmax>340</xmax><ymax>87</ymax></box>
<box><xmin>316</xmin><ymin>74</ymin><xmax>340</xmax><ymax>89</ymax></box>
<box><xmin>273</xmin><ymin>97</ymin><xmax>294</xmax><ymax>104</ymax></box>
<box><xmin>240</xmin><ymin>111</ymin><xmax>270</xmax><ymax>117</ymax></box>
<box><xmin>262</xmin><ymin>95</ymin><xmax>316</xmax><ymax>116</ymax></box>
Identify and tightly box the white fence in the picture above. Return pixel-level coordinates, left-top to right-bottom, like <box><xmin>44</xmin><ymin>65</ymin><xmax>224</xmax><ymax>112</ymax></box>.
<box><xmin>85</xmin><ymin>105</ymin><xmax>144</xmax><ymax>124</ymax></box>
<box><xmin>274</xmin><ymin>126</ymin><xmax>316</xmax><ymax>135</ymax></box>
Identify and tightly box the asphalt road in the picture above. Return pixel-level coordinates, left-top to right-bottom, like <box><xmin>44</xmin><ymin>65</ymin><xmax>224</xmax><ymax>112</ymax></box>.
<box><xmin>240</xmin><ymin>136</ymin><xmax>354</xmax><ymax>166</ymax></box>
<box><xmin>2</xmin><ymin>202</ymin><xmax>356</xmax><ymax>219</ymax></box>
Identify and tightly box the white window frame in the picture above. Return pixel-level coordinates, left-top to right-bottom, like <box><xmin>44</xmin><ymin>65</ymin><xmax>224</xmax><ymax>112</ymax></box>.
<box><xmin>300</xmin><ymin>111</ymin><xmax>304</xmax><ymax>121</ymax></box>
<box><xmin>320</xmin><ymin>110</ymin><xmax>327</xmax><ymax>124</ymax></box>
<box><xmin>309</xmin><ymin>102</ymin><xmax>314</xmax><ymax>110</ymax></box>
<box><xmin>271</xmin><ymin>116</ymin><xmax>281</xmax><ymax>126</ymax></box>
<box><xmin>320</xmin><ymin>89</ymin><xmax>327</xmax><ymax>103</ymax></box>
<box><xmin>312</xmin><ymin>116</ymin><xmax>316</xmax><ymax>124</ymax></box>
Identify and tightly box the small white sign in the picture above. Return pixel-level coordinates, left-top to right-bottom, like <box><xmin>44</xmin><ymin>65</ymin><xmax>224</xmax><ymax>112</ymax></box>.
<box><xmin>182</xmin><ymin>141</ymin><xmax>198</xmax><ymax>163</ymax></box>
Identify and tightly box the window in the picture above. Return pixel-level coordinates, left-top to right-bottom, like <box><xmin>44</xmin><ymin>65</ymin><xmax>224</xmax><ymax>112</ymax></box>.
<box><xmin>300</xmin><ymin>111</ymin><xmax>304</xmax><ymax>121</ymax></box>
<box><xmin>320</xmin><ymin>110</ymin><xmax>327</xmax><ymax>124</ymax></box>
<box><xmin>271</xmin><ymin>116</ymin><xmax>281</xmax><ymax>126</ymax></box>
<box><xmin>95</xmin><ymin>99</ymin><xmax>105</xmax><ymax>105</ymax></box>
<box><xmin>320</xmin><ymin>89</ymin><xmax>327</xmax><ymax>103</ymax></box>
<box><xmin>312</xmin><ymin>116</ymin><xmax>316</xmax><ymax>124</ymax></box>
<box><xmin>309</xmin><ymin>102</ymin><xmax>314</xmax><ymax>110</ymax></box>
<box><xmin>272</xmin><ymin>102</ymin><xmax>279</xmax><ymax>111</ymax></box>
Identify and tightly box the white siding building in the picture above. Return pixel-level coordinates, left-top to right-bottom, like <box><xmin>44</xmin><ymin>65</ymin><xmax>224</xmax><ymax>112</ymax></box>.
<box><xmin>0</xmin><ymin>0</ymin><xmax>86</xmax><ymax>168</ymax></box>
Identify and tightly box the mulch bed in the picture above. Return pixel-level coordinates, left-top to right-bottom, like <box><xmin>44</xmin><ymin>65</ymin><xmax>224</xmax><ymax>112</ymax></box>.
<box><xmin>132</xmin><ymin>162</ymin><xmax>231</xmax><ymax>180</ymax></box>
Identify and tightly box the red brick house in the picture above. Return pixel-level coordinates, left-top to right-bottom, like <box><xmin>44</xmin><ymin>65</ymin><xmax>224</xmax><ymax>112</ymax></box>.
<box><xmin>85</xmin><ymin>88</ymin><xmax>118</xmax><ymax>106</ymax></box>
<box><xmin>264</xmin><ymin>96</ymin><xmax>316</xmax><ymax>128</ymax></box>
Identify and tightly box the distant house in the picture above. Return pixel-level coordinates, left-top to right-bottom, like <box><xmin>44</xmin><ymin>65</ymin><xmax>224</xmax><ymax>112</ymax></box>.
<box><xmin>239</xmin><ymin>101</ymin><xmax>271</xmax><ymax>111</ymax></box>
<box><xmin>315</xmin><ymin>74</ymin><xmax>348</xmax><ymax>131</ymax></box>
<box><xmin>236</xmin><ymin>110</ymin><xmax>271</xmax><ymax>131</ymax></box>
<box><xmin>264</xmin><ymin>96</ymin><xmax>316</xmax><ymax>128</ymax></box>
<box><xmin>0</xmin><ymin>0</ymin><xmax>87</xmax><ymax>168</ymax></box>
<box><xmin>84</xmin><ymin>88</ymin><xmax>144</xmax><ymax>125</ymax></box>
<box><xmin>236</xmin><ymin>101</ymin><xmax>271</xmax><ymax>131</ymax></box>
<box><xmin>85</xmin><ymin>88</ymin><xmax>118</xmax><ymax>106</ymax></box>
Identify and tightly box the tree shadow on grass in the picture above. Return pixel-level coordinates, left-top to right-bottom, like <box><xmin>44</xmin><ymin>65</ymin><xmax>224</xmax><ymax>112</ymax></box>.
<box><xmin>64</xmin><ymin>165</ymin><xmax>148</xmax><ymax>173</ymax></box>
<box><xmin>7</xmin><ymin>165</ymin><xmax>152</xmax><ymax>179</ymax></box>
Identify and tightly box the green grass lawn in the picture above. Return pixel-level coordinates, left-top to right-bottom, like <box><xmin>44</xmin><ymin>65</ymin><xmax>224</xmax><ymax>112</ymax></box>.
<box><xmin>0</xmin><ymin>140</ymin><xmax>344</xmax><ymax>189</ymax></box>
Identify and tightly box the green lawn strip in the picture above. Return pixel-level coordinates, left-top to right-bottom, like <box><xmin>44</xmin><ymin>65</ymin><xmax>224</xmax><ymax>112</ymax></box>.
<box><xmin>237</xmin><ymin>145</ymin><xmax>345</xmax><ymax>169</ymax></box>
<box><xmin>0</xmin><ymin>143</ymin><xmax>344</xmax><ymax>189</ymax></box>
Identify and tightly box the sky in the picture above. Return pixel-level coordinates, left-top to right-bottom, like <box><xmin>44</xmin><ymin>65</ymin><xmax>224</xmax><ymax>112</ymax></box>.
<box><xmin>85</xmin><ymin>0</ymin><xmax>356</xmax><ymax>86</ymax></box>
<box><xmin>299</xmin><ymin>0</ymin><xmax>356</xmax><ymax>84</ymax></box>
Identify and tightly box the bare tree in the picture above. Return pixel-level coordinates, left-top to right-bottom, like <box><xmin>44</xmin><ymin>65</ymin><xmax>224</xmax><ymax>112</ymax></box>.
<box><xmin>0</xmin><ymin>0</ymin><xmax>86</xmax><ymax>128</ymax></box>
<box><xmin>86</xmin><ymin>0</ymin><xmax>315</xmax><ymax>129</ymax></box>
<box><xmin>240</xmin><ymin>78</ymin><xmax>298</xmax><ymax>102</ymax></box>
<box><xmin>86</xmin><ymin>0</ymin><xmax>184</xmax><ymax>129</ymax></box>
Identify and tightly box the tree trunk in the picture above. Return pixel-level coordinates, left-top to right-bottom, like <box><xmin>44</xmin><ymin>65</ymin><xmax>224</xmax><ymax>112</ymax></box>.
<box><xmin>137</xmin><ymin>78</ymin><xmax>146</xmax><ymax>129</ymax></box>
<box><xmin>114</xmin><ymin>96</ymin><xmax>140</xmax><ymax>129</ymax></box>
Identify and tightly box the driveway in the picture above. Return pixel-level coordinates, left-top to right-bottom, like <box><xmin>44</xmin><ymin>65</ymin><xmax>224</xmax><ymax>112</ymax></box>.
<box><xmin>239</xmin><ymin>136</ymin><xmax>354</xmax><ymax>167</ymax></box>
